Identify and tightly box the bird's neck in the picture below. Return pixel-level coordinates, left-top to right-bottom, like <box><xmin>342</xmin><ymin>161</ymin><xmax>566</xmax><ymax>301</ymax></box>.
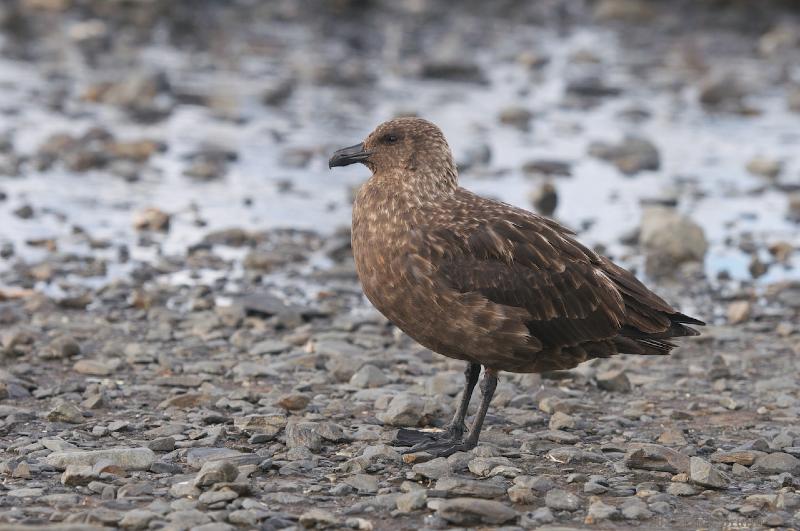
<box><xmin>373</xmin><ymin>167</ymin><xmax>458</xmax><ymax>204</ymax></box>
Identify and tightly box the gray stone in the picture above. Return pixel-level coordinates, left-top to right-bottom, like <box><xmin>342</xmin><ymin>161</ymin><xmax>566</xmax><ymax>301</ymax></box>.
<box><xmin>317</xmin><ymin>421</ymin><xmax>347</xmax><ymax>442</ymax></box>
<box><xmin>147</xmin><ymin>437</ymin><xmax>175</xmax><ymax>452</ymax></box>
<box><xmin>45</xmin><ymin>448</ymin><xmax>155</xmax><ymax>471</ymax></box>
<box><xmin>640</xmin><ymin>207</ymin><xmax>708</xmax><ymax>266</ymax></box>
<box><xmin>378</xmin><ymin>393</ymin><xmax>424</xmax><ymax>427</ymax></box>
<box><xmin>186</xmin><ymin>447</ymin><xmax>243</xmax><ymax>469</ymax></box>
<box><xmin>545</xmin><ymin>489</ymin><xmax>581</xmax><ymax>511</ymax></box>
<box><xmin>7</xmin><ymin>487</ymin><xmax>44</xmax><ymax>498</ymax></box>
<box><xmin>689</xmin><ymin>456</ymin><xmax>729</xmax><ymax>489</ymax></box>
<box><xmin>621</xmin><ymin>498</ymin><xmax>653</xmax><ymax>520</ymax></box>
<box><xmin>192</xmin><ymin>524</ymin><xmax>235</xmax><ymax>531</ymax></box>
<box><xmin>47</xmin><ymin>400</ymin><xmax>85</xmax><ymax>424</ymax></box>
<box><xmin>166</xmin><ymin>509</ymin><xmax>210</xmax><ymax>527</ymax></box>
<box><xmin>520</xmin><ymin>507</ymin><xmax>554</xmax><ymax>526</ymax></box>
<box><xmin>344</xmin><ymin>474</ymin><xmax>379</xmax><ymax>494</ymax></box>
<box><xmin>436</xmin><ymin>497</ymin><xmax>517</xmax><ymax>525</ymax></box>
<box><xmin>119</xmin><ymin>509</ymin><xmax>159</xmax><ymax>530</ymax></box>
<box><xmin>298</xmin><ymin>508</ymin><xmax>338</xmax><ymax>529</ymax></box>
<box><xmin>396</xmin><ymin>490</ymin><xmax>427</xmax><ymax>512</ymax></box>
<box><xmin>710</xmin><ymin>450</ymin><xmax>764</xmax><ymax>466</ymax></box>
<box><xmin>751</xmin><ymin>452</ymin><xmax>800</xmax><ymax>474</ymax></box>
<box><xmin>286</xmin><ymin>421</ymin><xmax>323</xmax><ymax>452</ymax></box>
<box><xmin>596</xmin><ymin>369</ymin><xmax>632</xmax><ymax>392</ymax></box>
<box><xmin>468</xmin><ymin>456</ymin><xmax>516</xmax><ymax>477</ymax></box>
<box><xmin>666</xmin><ymin>482</ymin><xmax>697</xmax><ymax>496</ymax></box>
<box><xmin>412</xmin><ymin>457</ymin><xmax>452</xmax><ymax>480</ymax></box>
<box><xmin>61</xmin><ymin>464</ymin><xmax>99</xmax><ymax>486</ymax></box>
<box><xmin>349</xmin><ymin>364</ymin><xmax>389</xmax><ymax>388</ymax></box>
<box><xmin>584</xmin><ymin>481</ymin><xmax>609</xmax><ymax>494</ymax></box>
<box><xmin>547</xmin><ymin>447</ymin><xmax>606</xmax><ymax>464</ymax></box>
<box><xmin>588</xmin><ymin>136</ymin><xmax>660</xmax><ymax>174</ymax></box>
<box><xmin>193</xmin><ymin>460</ymin><xmax>239</xmax><ymax>487</ymax></box>
<box><xmin>548</xmin><ymin>411</ymin><xmax>576</xmax><ymax>431</ymax></box>
<box><xmin>434</xmin><ymin>477</ymin><xmax>506</xmax><ymax>498</ymax></box>
<box><xmin>198</xmin><ymin>488</ymin><xmax>238</xmax><ymax>505</ymax></box>
<box><xmin>169</xmin><ymin>480</ymin><xmax>201</xmax><ymax>498</ymax></box>
<box><xmin>624</xmin><ymin>443</ymin><xmax>689</xmax><ymax>473</ymax></box>
<box><xmin>507</xmin><ymin>484</ymin><xmax>536</xmax><ymax>504</ymax></box>
<box><xmin>586</xmin><ymin>499</ymin><xmax>618</xmax><ymax>523</ymax></box>
<box><xmin>514</xmin><ymin>475</ymin><xmax>556</xmax><ymax>493</ymax></box>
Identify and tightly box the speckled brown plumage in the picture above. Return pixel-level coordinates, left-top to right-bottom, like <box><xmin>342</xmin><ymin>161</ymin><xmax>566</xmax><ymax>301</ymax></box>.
<box><xmin>329</xmin><ymin>117</ymin><xmax>704</xmax><ymax>456</ymax></box>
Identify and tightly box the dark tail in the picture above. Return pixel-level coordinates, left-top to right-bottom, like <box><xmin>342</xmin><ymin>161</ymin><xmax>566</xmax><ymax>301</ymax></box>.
<box><xmin>600</xmin><ymin>258</ymin><xmax>705</xmax><ymax>356</ymax></box>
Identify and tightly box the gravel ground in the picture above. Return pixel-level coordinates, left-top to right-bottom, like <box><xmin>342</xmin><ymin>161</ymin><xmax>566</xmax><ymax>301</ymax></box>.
<box><xmin>0</xmin><ymin>230</ymin><xmax>799</xmax><ymax>530</ymax></box>
<box><xmin>0</xmin><ymin>1</ymin><xmax>799</xmax><ymax>530</ymax></box>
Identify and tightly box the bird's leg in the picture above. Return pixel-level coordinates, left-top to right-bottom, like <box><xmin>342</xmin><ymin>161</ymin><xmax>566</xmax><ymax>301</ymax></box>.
<box><xmin>442</xmin><ymin>362</ymin><xmax>482</xmax><ymax>439</ymax></box>
<box><xmin>393</xmin><ymin>362</ymin><xmax>481</xmax><ymax>448</ymax></box>
<box><xmin>402</xmin><ymin>368</ymin><xmax>499</xmax><ymax>458</ymax></box>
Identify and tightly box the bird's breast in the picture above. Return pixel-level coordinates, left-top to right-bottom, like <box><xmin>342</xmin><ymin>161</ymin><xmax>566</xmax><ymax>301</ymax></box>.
<box><xmin>351</xmin><ymin>187</ymin><xmax>425</xmax><ymax>317</ymax></box>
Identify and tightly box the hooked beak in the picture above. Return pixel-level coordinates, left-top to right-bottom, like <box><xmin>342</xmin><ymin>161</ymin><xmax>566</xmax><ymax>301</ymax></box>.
<box><xmin>328</xmin><ymin>143</ymin><xmax>371</xmax><ymax>169</ymax></box>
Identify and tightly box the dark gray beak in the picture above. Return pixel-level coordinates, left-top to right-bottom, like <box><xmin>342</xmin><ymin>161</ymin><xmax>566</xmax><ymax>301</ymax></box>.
<box><xmin>329</xmin><ymin>143</ymin><xmax>371</xmax><ymax>168</ymax></box>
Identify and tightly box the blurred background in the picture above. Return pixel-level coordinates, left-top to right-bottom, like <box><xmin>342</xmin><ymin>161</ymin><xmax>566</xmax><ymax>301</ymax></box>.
<box><xmin>0</xmin><ymin>0</ymin><xmax>798</xmax><ymax>308</ymax></box>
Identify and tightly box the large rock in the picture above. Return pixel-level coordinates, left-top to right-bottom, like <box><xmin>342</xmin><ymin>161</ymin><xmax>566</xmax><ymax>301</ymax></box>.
<box><xmin>45</xmin><ymin>448</ymin><xmax>155</xmax><ymax>471</ymax></box>
<box><xmin>436</xmin><ymin>498</ymin><xmax>517</xmax><ymax>525</ymax></box>
<box><xmin>751</xmin><ymin>452</ymin><xmax>800</xmax><ymax>474</ymax></box>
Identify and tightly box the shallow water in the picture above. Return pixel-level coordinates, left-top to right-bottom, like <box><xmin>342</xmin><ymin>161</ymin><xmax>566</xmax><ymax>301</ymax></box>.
<box><xmin>0</xmin><ymin>8</ymin><xmax>797</xmax><ymax>289</ymax></box>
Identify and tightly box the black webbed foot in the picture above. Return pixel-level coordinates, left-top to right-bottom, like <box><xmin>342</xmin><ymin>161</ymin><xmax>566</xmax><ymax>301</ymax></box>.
<box><xmin>392</xmin><ymin>428</ymin><xmax>441</xmax><ymax>447</ymax></box>
<box><xmin>406</xmin><ymin>438</ymin><xmax>477</xmax><ymax>458</ymax></box>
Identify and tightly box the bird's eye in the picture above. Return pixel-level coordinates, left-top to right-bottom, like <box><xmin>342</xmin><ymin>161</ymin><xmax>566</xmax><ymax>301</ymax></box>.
<box><xmin>382</xmin><ymin>134</ymin><xmax>399</xmax><ymax>144</ymax></box>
